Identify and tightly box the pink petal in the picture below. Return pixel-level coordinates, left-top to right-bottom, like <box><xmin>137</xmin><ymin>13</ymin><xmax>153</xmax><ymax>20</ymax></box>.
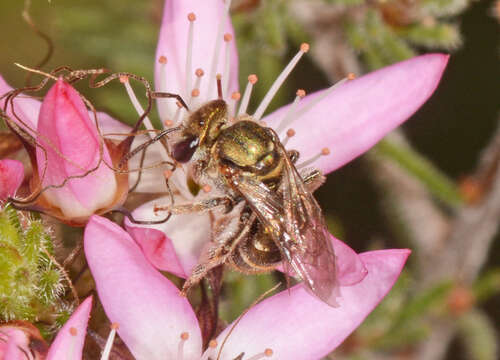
<box><xmin>1</xmin><ymin>75</ymin><xmax>127</xmax><ymax>138</ymax></box>
<box><xmin>155</xmin><ymin>0</ymin><xmax>239</xmax><ymax>120</ymax></box>
<box><xmin>275</xmin><ymin>235</ymin><xmax>367</xmax><ymax>286</ymax></box>
<box><xmin>0</xmin><ymin>159</ymin><xmax>24</xmax><ymax>201</ymax></box>
<box><xmin>36</xmin><ymin>79</ymin><xmax>118</xmax><ymax>219</ymax></box>
<box><xmin>263</xmin><ymin>54</ymin><xmax>449</xmax><ymax>175</ymax></box>
<box><xmin>84</xmin><ymin>215</ymin><xmax>202</xmax><ymax>359</ymax></box>
<box><xmin>46</xmin><ymin>296</ymin><xmax>93</xmax><ymax>360</ymax></box>
<box><xmin>211</xmin><ymin>249</ymin><xmax>410</xmax><ymax>360</ymax></box>
<box><xmin>0</xmin><ymin>75</ymin><xmax>41</xmax><ymax>134</ymax></box>
<box><xmin>125</xmin><ymin>197</ymin><xmax>211</xmax><ymax>277</ymax></box>
<box><xmin>127</xmin><ymin>226</ymin><xmax>187</xmax><ymax>278</ymax></box>
<box><xmin>0</xmin><ymin>327</ymin><xmax>33</xmax><ymax>360</ymax></box>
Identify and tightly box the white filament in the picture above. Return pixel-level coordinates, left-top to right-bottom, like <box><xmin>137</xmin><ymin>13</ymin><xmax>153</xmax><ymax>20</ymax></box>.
<box><xmin>205</xmin><ymin>0</ymin><xmax>232</xmax><ymax>100</ymax></box>
<box><xmin>238</xmin><ymin>80</ymin><xmax>254</xmax><ymax>115</ymax></box>
<box><xmin>253</xmin><ymin>47</ymin><xmax>307</xmax><ymax>121</ymax></box>
<box><xmin>123</xmin><ymin>80</ymin><xmax>155</xmax><ymax>131</ymax></box>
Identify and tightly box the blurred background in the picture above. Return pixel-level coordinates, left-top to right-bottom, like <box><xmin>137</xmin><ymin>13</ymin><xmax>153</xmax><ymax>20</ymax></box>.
<box><xmin>0</xmin><ymin>0</ymin><xmax>499</xmax><ymax>359</ymax></box>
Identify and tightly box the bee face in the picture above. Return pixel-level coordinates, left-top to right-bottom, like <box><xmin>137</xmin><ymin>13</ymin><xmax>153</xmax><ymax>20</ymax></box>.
<box><xmin>172</xmin><ymin>99</ymin><xmax>228</xmax><ymax>163</ymax></box>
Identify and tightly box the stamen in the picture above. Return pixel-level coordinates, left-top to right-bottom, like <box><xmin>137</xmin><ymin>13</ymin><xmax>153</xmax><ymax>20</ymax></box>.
<box><xmin>200</xmin><ymin>339</ymin><xmax>218</xmax><ymax>360</ymax></box>
<box><xmin>253</xmin><ymin>43</ymin><xmax>310</xmax><ymax>121</ymax></box>
<box><xmin>276</xmin><ymin>89</ymin><xmax>306</xmax><ymax>134</ymax></box>
<box><xmin>216</xmin><ymin>74</ymin><xmax>223</xmax><ymax>99</ymax></box>
<box><xmin>238</xmin><ymin>74</ymin><xmax>258</xmax><ymax>115</ymax></box>
<box><xmin>282</xmin><ymin>128</ymin><xmax>295</xmax><ymax>147</ymax></box>
<box><xmin>246</xmin><ymin>348</ymin><xmax>274</xmax><ymax>360</ymax></box>
<box><xmin>157</xmin><ymin>55</ymin><xmax>169</xmax><ymax>121</ymax></box>
<box><xmin>177</xmin><ymin>332</ymin><xmax>190</xmax><ymax>360</ymax></box>
<box><xmin>222</xmin><ymin>33</ymin><xmax>232</xmax><ymax>96</ymax></box>
<box><xmin>297</xmin><ymin>147</ymin><xmax>330</xmax><ymax>169</ymax></box>
<box><xmin>164</xmin><ymin>119</ymin><xmax>174</xmax><ymax>127</ymax></box>
<box><xmin>206</xmin><ymin>0</ymin><xmax>232</xmax><ymax>99</ymax></box>
<box><xmin>121</xmin><ymin>76</ymin><xmax>155</xmax><ymax>131</ymax></box>
<box><xmin>172</xmin><ymin>102</ymin><xmax>184</xmax><ymax>125</ymax></box>
<box><xmin>186</xmin><ymin>13</ymin><xmax>196</xmax><ymax>96</ymax></box>
<box><xmin>189</xmin><ymin>68</ymin><xmax>205</xmax><ymax>106</ymax></box>
<box><xmin>293</xmin><ymin>76</ymin><xmax>351</xmax><ymax>124</ymax></box>
<box><xmin>100</xmin><ymin>323</ymin><xmax>119</xmax><ymax>360</ymax></box>
<box><xmin>67</xmin><ymin>327</ymin><xmax>78</xmax><ymax>360</ymax></box>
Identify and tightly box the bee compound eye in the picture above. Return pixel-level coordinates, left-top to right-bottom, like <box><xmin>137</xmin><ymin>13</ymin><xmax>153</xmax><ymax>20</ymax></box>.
<box><xmin>172</xmin><ymin>136</ymin><xmax>199</xmax><ymax>163</ymax></box>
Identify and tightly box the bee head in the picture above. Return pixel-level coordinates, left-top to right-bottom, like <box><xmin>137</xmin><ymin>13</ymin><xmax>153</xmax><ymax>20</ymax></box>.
<box><xmin>172</xmin><ymin>99</ymin><xmax>228</xmax><ymax>163</ymax></box>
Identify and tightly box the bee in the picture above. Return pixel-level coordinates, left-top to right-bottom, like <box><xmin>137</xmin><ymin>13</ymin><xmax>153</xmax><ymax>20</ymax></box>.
<box><xmin>156</xmin><ymin>88</ymin><xmax>339</xmax><ymax>306</ymax></box>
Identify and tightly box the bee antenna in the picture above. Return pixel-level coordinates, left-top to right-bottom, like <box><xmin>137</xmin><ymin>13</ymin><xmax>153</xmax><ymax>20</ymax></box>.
<box><xmin>216</xmin><ymin>74</ymin><xmax>223</xmax><ymax>99</ymax></box>
<box><xmin>216</xmin><ymin>282</ymin><xmax>282</xmax><ymax>360</ymax></box>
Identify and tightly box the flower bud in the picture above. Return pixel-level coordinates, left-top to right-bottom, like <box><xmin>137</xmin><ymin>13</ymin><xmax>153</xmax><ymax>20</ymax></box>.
<box><xmin>0</xmin><ymin>159</ymin><xmax>24</xmax><ymax>201</ymax></box>
<box><xmin>35</xmin><ymin>79</ymin><xmax>118</xmax><ymax>221</ymax></box>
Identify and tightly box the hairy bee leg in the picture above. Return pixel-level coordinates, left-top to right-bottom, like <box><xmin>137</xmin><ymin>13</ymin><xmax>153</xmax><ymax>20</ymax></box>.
<box><xmin>153</xmin><ymin>196</ymin><xmax>235</xmax><ymax>215</ymax></box>
<box><xmin>151</xmin><ymin>91</ymin><xmax>189</xmax><ymax>111</ymax></box>
<box><xmin>301</xmin><ymin>168</ymin><xmax>326</xmax><ymax>193</ymax></box>
<box><xmin>181</xmin><ymin>212</ymin><xmax>256</xmax><ymax>296</ymax></box>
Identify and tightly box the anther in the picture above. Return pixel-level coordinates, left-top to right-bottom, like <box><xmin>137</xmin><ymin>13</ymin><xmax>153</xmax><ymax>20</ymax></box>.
<box><xmin>163</xmin><ymin>169</ymin><xmax>173</xmax><ymax>179</ymax></box>
<box><xmin>208</xmin><ymin>339</ymin><xmax>218</xmax><ymax>348</ymax></box>
<box><xmin>248</xmin><ymin>74</ymin><xmax>258</xmax><ymax>84</ymax></box>
<box><xmin>238</xmin><ymin>74</ymin><xmax>258</xmax><ymax>115</ymax></box>
<box><xmin>321</xmin><ymin>147</ymin><xmax>330</xmax><ymax>156</ymax></box>
<box><xmin>180</xmin><ymin>332</ymin><xmax>189</xmax><ymax>341</ymax></box>
<box><xmin>224</xmin><ymin>33</ymin><xmax>233</xmax><ymax>42</ymax></box>
<box><xmin>164</xmin><ymin>119</ymin><xmax>174</xmax><ymax>127</ymax></box>
<box><xmin>296</xmin><ymin>89</ymin><xmax>306</xmax><ymax>98</ymax></box>
<box><xmin>195</xmin><ymin>68</ymin><xmax>204</xmax><ymax>77</ymax></box>
<box><xmin>187</xmin><ymin>12</ymin><xmax>196</xmax><ymax>21</ymax></box>
<box><xmin>69</xmin><ymin>327</ymin><xmax>77</xmax><ymax>336</ymax></box>
<box><xmin>347</xmin><ymin>72</ymin><xmax>356</xmax><ymax>80</ymax></box>
<box><xmin>191</xmin><ymin>88</ymin><xmax>200</xmax><ymax>97</ymax></box>
<box><xmin>231</xmin><ymin>91</ymin><xmax>241</xmax><ymax>100</ymax></box>
<box><xmin>176</xmin><ymin>101</ymin><xmax>184</xmax><ymax>109</ymax></box>
<box><xmin>253</xmin><ymin>44</ymin><xmax>310</xmax><ymax>120</ymax></box>
<box><xmin>202</xmin><ymin>184</ymin><xmax>212</xmax><ymax>193</ymax></box>
<box><xmin>265</xmin><ymin>349</ymin><xmax>273</xmax><ymax>357</ymax></box>
<box><xmin>119</xmin><ymin>75</ymin><xmax>129</xmax><ymax>83</ymax></box>
<box><xmin>158</xmin><ymin>55</ymin><xmax>167</xmax><ymax>64</ymax></box>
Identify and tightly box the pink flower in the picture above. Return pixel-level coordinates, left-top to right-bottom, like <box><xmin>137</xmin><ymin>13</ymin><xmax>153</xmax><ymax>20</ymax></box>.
<box><xmin>0</xmin><ymin>322</ymin><xmax>48</xmax><ymax>360</ymax></box>
<box><xmin>0</xmin><ymin>159</ymin><xmax>24</xmax><ymax>202</ymax></box>
<box><xmin>0</xmin><ymin>78</ymin><xmax>131</xmax><ymax>226</ymax></box>
<box><xmin>124</xmin><ymin>0</ymin><xmax>448</xmax><ymax>285</ymax></box>
<box><xmin>0</xmin><ymin>297</ymin><xmax>91</xmax><ymax>360</ymax></box>
<box><xmin>85</xmin><ymin>215</ymin><xmax>410</xmax><ymax>360</ymax></box>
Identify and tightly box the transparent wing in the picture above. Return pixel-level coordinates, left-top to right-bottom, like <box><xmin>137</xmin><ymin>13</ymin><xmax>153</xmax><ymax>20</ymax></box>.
<box><xmin>229</xmin><ymin>138</ymin><xmax>339</xmax><ymax>306</ymax></box>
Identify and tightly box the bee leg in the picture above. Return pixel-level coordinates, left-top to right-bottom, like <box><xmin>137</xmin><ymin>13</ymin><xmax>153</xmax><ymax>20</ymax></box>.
<box><xmin>301</xmin><ymin>168</ymin><xmax>326</xmax><ymax>193</ymax></box>
<box><xmin>153</xmin><ymin>196</ymin><xmax>235</xmax><ymax>215</ymax></box>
